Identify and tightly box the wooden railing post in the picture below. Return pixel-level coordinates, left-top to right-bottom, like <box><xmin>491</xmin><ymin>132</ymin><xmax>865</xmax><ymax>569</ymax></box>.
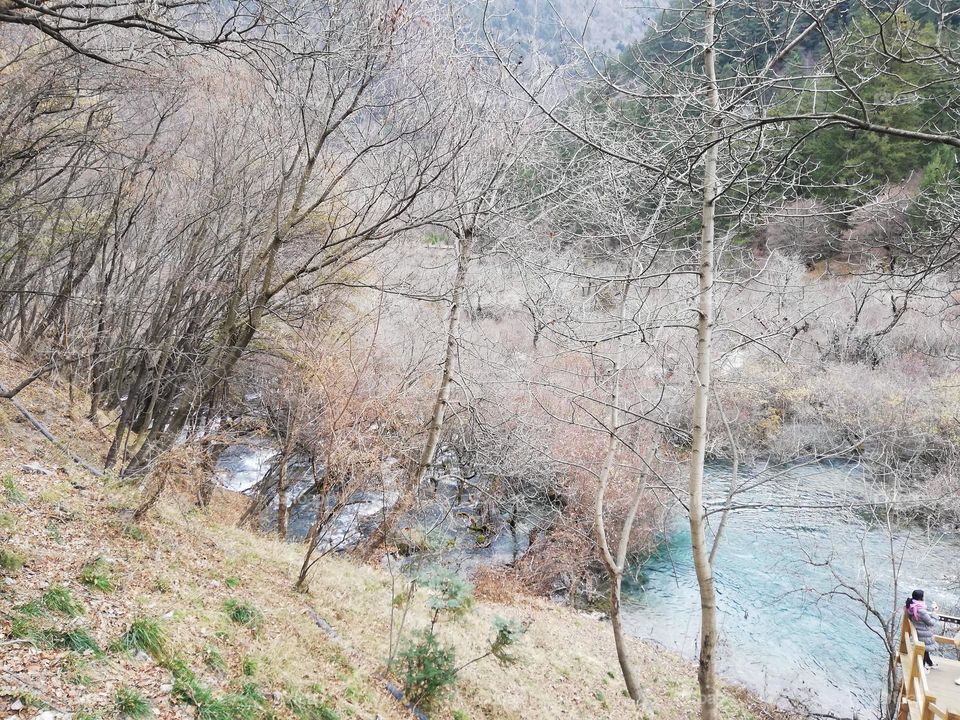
<box><xmin>905</xmin><ymin>646</ymin><xmax>917</xmax><ymax>700</ymax></box>
<box><xmin>902</xmin><ymin>611</ymin><xmax>911</xmax><ymax>654</ymax></box>
<box><xmin>914</xmin><ymin>647</ymin><xmax>938</xmax><ymax>720</ymax></box>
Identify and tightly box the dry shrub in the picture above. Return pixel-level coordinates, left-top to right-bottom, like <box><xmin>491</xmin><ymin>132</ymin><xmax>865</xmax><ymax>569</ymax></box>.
<box><xmin>923</xmin><ymin>464</ymin><xmax>960</xmax><ymax>525</ymax></box>
<box><xmin>471</xmin><ymin>565</ymin><xmax>530</xmax><ymax>603</ymax></box>
<box><xmin>502</xmin><ymin>352</ymin><xmax>672</xmax><ymax>600</ymax></box>
<box><xmin>516</xmin><ymin>516</ymin><xmax>598</xmax><ymax>598</ymax></box>
<box><xmin>710</xmin><ymin>356</ymin><xmax>960</xmax><ymax>517</ymax></box>
<box><xmin>134</xmin><ymin>442</ymin><xmax>215</xmax><ymax>519</ymax></box>
<box><xmin>762</xmin><ymin>199</ymin><xmax>838</xmax><ymax>263</ymax></box>
<box><xmin>514</xmin><ymin>468</ymin><xmax>665</xmax><ymax>601</ymax></box>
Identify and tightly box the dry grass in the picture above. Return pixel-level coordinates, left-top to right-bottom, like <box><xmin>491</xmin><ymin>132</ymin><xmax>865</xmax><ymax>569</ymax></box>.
<box><xmin>0</xmin><ymin>353</ymin><xmax>791</xmax><ymax>720</ymax></box>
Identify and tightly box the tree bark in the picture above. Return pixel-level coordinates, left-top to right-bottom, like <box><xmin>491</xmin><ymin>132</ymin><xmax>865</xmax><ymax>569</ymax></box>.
<box><xmin>690</xmin><ymin>3</ymin><xmax>720</xmax><ymax>719</ymax></box>
<box><xmin>414</xmin><ymin>226</ymin><xmax>472</xmax><ymax>488</ymax></box>
<box><xmin>609</xmin><ymin>577</ymin><xmax>642</xmax><ymax>700</ymax></box>
<box><xmin>276</xmin><ymin>430</ymin><xmax>295</xmax><ymax>539</ymax></box>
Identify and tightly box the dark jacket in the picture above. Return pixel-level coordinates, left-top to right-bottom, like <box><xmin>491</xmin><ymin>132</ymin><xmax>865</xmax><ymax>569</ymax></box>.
<box><xmin>910</xmin><ymin>602</ymin><xmax>940</xmax><ymax>651</ymax></box>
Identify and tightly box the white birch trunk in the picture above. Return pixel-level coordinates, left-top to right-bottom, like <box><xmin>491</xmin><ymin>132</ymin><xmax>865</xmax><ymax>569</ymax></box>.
<box><xmin>690</xmin><ymin>2</ymin><xmax>721</xmax><ymax>718</ymax></box>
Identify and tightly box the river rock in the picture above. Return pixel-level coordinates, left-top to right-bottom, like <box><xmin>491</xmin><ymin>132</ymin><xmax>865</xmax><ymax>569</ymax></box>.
<box><xmin>21</xmin><ymin>462</ymin><xmax>52</xmax><ymax>475</ymax></box>
<box><xmin>307</xmin><ymin>609</ymin><xmax>340</xmax><ymax>641</ymax></box>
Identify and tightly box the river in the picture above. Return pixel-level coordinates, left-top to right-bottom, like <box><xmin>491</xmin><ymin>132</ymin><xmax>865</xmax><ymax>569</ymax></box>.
<box><xmin>622</xmin><ymin>462</ymin><xmax>960</xmax><ymax>718</ymax></box>
<box><xmin>215</xmin><ymin>446</ymin><xmax>960</xmax><ymax>717</ymax></box>
<box><xmin>215</xmin><ymin>443</ymin><xmax>531</xmax><ymax>562</ymax></box>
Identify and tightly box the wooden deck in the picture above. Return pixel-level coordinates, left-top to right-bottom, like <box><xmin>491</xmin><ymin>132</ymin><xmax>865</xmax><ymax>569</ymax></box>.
<box><xmin>926</xmin><ymin>659</ymin><xmax>960</xmax><ymax>715</ymax></box>
<box><xmin>898</xmin><ymin>613</ymin><xmax>960</xmax><ymax>720</ymax></box>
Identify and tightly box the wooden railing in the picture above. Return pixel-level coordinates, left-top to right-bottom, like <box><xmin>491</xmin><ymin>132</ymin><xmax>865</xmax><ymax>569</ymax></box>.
<box><xmin>898</xmin><ymin>611</ymin><xmax>960</xmax><ymax>720</ymax></box>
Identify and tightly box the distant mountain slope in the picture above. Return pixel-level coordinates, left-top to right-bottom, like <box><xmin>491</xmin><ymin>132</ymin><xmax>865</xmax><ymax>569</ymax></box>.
<box><xmin>479</xmin><ymin>0</ymin><xmax>663</xmax><ymax>62</ymax></box>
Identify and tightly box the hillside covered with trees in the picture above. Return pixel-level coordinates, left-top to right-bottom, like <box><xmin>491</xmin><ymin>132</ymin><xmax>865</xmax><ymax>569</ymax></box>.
<box><xmin>0</xmin><ymin>0</ymin><xmax>959</xmax><ymax>719</ymax></box>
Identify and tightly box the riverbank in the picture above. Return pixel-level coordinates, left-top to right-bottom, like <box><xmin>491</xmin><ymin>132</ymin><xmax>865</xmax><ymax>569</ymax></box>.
<box><xmin>0</xmin><ymin>358</ymin><xmax>795</xmax><ymax>720</ymax></box>
<box><xmin>622</xmin><ymin>462</ymin><xmax>960</xmax><ymax>717</ymax></box>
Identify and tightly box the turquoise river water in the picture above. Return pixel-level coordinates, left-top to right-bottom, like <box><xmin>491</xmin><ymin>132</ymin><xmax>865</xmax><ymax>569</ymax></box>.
<box><xmin>622</xmin><ymin>463</ymin><xmax>960</xmax><ymax>719</ymax></box>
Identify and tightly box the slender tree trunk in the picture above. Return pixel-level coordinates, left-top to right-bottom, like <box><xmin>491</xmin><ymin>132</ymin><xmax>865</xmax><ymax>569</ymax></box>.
<box><xmin>414</xmin><ymin>227</ymin><xmax>472</xmax><ymax>487</ymax></box>
<box><xmin>357</xmin><ymin>227</ymin><xmax>473</xmax><ymax>560</ymax></box>
<box><xmin>127</xmin><ymin>339</ymin><xmax>174</xmax><ymax>457</ymax></box>
<box><xmin>594</xmin><ymin>192</ymin><xmax>667</xmax><ymax>703</ymax></box>
<box><xmin>709</xmin><ymin>396</ymin><xmax>738</xmax><ymax>566</ymax></box>
<box><xmin>609</xmin><ymin>576</ymin><xmax>642</xmax><ymax>699</ymax></box>
<box><xmin>88</xmin><ymin>237</ymin><xmax>122</xmax><ymax>419</ymax></box>
<box><xmin>594</xmin><ymin>195</ymin><xmax>666</xmax><ymax>702</ymax></box>
<box><xmin>277</xmin><ymin>460</ymin><xmax>289</xmax><ymax>539</ymax></box>
<box><xmin>105</xmin><ymin>354</ymin><xmax>149</xmax><ymax>469</ymax></box>
<box><xmin>595</xmin><ymin>292</ymin><xmax>642</xmax><ymax>701</ymax></box>
<box><xmin>276</xmin><ymin>431</ymin><xmax>295</xmax><ymax>539</ymax></box>
<box><xmin>690</xmin><ymin>3</ymin><xmax>720</xmax><ymax>718</ymax></box>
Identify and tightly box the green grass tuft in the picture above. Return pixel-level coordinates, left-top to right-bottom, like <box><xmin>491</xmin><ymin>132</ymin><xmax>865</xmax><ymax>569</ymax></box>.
<box><xmin>15</xmin><ymin>598</ymin><xmax>46</xmax><ymax>617</ymax></box>
<box><xmin>123</xmin><ymin>524</ymin><xmax>147</xmax><ymax>541</ymax></box>
<box><xmin>238</xmin><ymin>681</ymin><xmax>265</xmax><ymax>704</ymax></box>
<box><xmin>285</xmin><ymin>691</ymin><xmax>340</xmax><ymax>720</ymax></box>
<box><xmin>241</xmin><ymin>656</ymin><xmax>258</xmax><ymax>677</ymax></box>
<box><xmin>172</xmin><ymin>665</ymin><xmax>266</xmax><ymax>720</ymax></box>
<box><xmin>43</xmin><ymin>585</ymin><xmax>84</xmax><ymax>617</ymax></box>
<box><xmin>114</xmin><ymin>686</ymin><xmax>151</xmax><ymax>719</ymax></box>
<box><xmin>9</xmin><ymin>613</ymin><xmax>40</xmax><ymax>641</ymax></box>
<box><xmin>0</xmin><ymin>510</ymin><xmax>16</xmax><ymax>532</ymax></box>
<box><xmin>2</xmin><ymin>474</ymin><xmax>25</xmax><ymax>504</ymax></box>
<box><xmin>73</xmin><ymin>710</ymin><xmax>103</xmax><ymax>720</ymax></box>
<box><xmin>11</xmin><ymin>619</ymin><xmax>101</xmax><ymax>654</ymax></box>
<box><xmin>0</xmin><ymin>546</ymin><xmax>24</xmax><ymax>572</ymax></box>
<box><xmin>11</xmin><ymin>590</ymin><xmax>98</xmax><ymax>653</ymax></box>
<box><xmin>79</xmin><ymin>558</ymin><xmax>114</xmax><ymax>592</ymax></box>
<box><xmin>223</xmin><ymin>599</ymin><xmax>263</xmax><ymax>631</ymax></box>
<box><xmin>203</xmin><ymin>645</ymin><xmax>227</xmax><ymax>672</ymax></box>
<box><xmin>114</xmin><ymin>617</ymin><xmax>166</xmax><ymax>659</ymax></box>
<box><xmin>57</xmin><ymin>628</ymin><xmax>101</xmax><ymax>654</ymax></box>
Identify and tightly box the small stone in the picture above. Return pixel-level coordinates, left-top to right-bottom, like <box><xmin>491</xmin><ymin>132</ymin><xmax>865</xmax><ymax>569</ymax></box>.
<box><xmin>10</xmin><ymin>700</ymin><xmax>24</xmax><ymax>711</ymax></box>
<box><xmin>160</xmin><ymin>684</ymin><xmax>173</xmax><ymax>694</ymax></box>
<box><xmin>134</xmin><ymin>649</ymin><xmax>151</xmax><ymax>662</ymax></box>
<box><xmin>4</xmin><ymin>577</ymin><xmax>15</xmax><ymax>585</ymax></box>
<box><xmin>36</xmin><ymin>711</ymin><xmax>61</xmax><ymax>720</ymax></box>
<box><xmin>21</xmin><ymin>462</ymin><xmax>52</xmax><ymax>476</ymax></box>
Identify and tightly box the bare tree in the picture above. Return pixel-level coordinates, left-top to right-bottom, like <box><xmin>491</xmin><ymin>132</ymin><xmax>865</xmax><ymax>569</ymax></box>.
<box><xmin>593</xmin><ymin>189</ymin><xmax>667</xmax><ymax>702</ymax></box>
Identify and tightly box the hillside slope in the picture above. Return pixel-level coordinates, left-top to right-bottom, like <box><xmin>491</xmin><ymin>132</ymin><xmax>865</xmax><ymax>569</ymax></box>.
<box><xmin>0</xmin><ymin>355</ymin><xmax>785</xmax><ymax>720</ymax></box>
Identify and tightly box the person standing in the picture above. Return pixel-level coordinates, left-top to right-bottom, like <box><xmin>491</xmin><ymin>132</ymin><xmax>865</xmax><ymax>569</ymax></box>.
<box><xmin>906</xmin><ymin>589</ymin><xmax>940</xmax><ymax>670</ymax></box>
